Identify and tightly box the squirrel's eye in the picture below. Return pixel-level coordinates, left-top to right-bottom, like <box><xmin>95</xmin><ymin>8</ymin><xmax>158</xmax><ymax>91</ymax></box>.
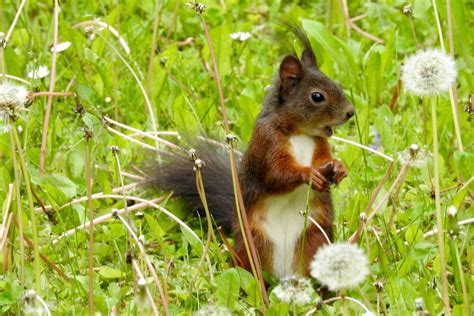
<box><xmin>311</xmin><ymin>92</ymin><xmax>325</xmax><ymax>103</ymax></box>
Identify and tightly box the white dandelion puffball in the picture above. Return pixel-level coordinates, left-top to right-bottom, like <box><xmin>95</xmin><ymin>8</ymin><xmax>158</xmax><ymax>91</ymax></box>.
<box><xmin>50</xmin><ymin>41</ymin><xmax>71</xmax><ymax>53</ymax></box>
<box><xmin>27</xmin><ymin>65</ymin><xmax>50</xmax><ymax>79</ymax></box>
<box><xmin>230</xmin><ymin>32</ymin><xmax>251</xmax><ymax>42</ymax></box>
<box><xmin>310</xmin><ymin>242</ymin><xmax>369</xmax><ymax>291</ymax></box>
<box><xmin>0</xmin><ymin>82</ymin><xmax>29</xmax><ymax>111</ymax></box>
<box><xmin>401</xmin><ymin>49</ymin><xmax>457</xmax><ymax>96</ymax></box>
<box><xmin>272</xmin><ymin>277</ymin><xmax>316</xmax><ymax>306</ymax></box>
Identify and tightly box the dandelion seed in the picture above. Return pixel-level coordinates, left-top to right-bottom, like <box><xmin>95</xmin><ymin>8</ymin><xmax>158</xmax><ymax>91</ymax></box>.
<box><xmin>194</xmin><ymin>305</ymin><xmax>231</xmax><ymax>316</ymax></box>
<box><xmin>230</xmin><ymin>32</ymin><xmax>251</xmax><ymax>42</ymax></box>
<box><xmin>105</xmin><ymin>96</ymin><xmax>112</xmax><ymax>103</ymax></box>
<box><xmin>272</xmin><ymin>277</ymin><xmax>317</xmax><ymax>306</ymax></box>
<box><xmin>50</xmin><ymin>41</ymin><xmax>71</xmax><ymax>53</ymax></box>
<box><xmin>401</xmin><ymin>49</ymin><xmax>457</xmax><ymax>96</ymax></box>
<box><xmin>27</xmin><ymin>65</ymin><xmax>50</xmax><ymax>79</ymax></box>
<box><xmin>310</xmin><ymin>242</ymin><xmax>369</xmax><ymax>291</ymax></box>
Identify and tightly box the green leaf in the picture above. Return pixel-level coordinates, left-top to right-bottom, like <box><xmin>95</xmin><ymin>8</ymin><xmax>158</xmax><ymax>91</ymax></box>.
<box><xmin>453</xmin><ymin>151</ymin><xmax>474</xmax><ymax>179</ymax></box>
<box><xmin>216</xmin><ymin>268</ymin><xmax>240</xmax><ymax>310</ymax></box>
<box><xmin>98</xmin><ymin>266</ymin><xmax>125</xmax><ymax>279</ymax></box>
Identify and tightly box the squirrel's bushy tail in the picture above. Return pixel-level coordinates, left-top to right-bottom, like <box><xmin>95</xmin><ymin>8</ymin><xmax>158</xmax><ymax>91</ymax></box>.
<box><xmin>144</xmin><ymin>141</ymin><xmax>236</xmax><ymax>231</ymax></box>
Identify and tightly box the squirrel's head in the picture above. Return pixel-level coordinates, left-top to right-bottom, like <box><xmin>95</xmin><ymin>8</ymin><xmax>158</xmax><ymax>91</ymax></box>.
<box><xmin>277</xmin><ymin>48</ymin><xmax>355</xmax><ymax>137</ymax></box>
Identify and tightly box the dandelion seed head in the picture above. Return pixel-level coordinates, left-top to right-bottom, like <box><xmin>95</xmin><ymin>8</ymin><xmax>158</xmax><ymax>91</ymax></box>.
<box><xmin>137</xmin><ymin>277</ymin><xmax>147</xmax><ymax>288</ymax></box>
<box><xmin>194</xmin><ymin>305</ymin><xmax>231</xmax><ymax>316</ymax></box>
<box><xmin>310</xmin><ymin>242</ymin><xmax>369</xmax><ymax>291</ymax></box>
<box><xmin>0</xmin><ymin>82</ymin><xmax>29</xmax><ymax>125</ymax></box>
<box><xmin>401</xmin><ymin>49</ymin><xmax>457</xmax><ymax>96</ymax></box>
<box><xmin>189</xmin><ymin>1</ymin><xmax>206</xmax><ymax>14</ymax></box>
<box><xmin>230</xmin><ymin>32</ymin><xmax>251</xmax><ymax>42</ymax></box>
<box><xmin>50</xmin><ymin>41</ymin><xmax>71</xmax><ymax>53</ymax></box>
<box><xmin>447</xmin><ymin>205</ymin><xmax>457</xmax><ymax>217</ymax></box>
<box><xmin>27</xmin><ymin>65</ymin><xmax>50</xmax><ymax>79</ymax></box>
<box><xmin>272</xmin><ymin>277</ymin><xmax>317</xmax><ymax>306</ymax></box>
<box><xmin>415</xmin><ymin>297</ymin><xmax>425</xmax><ymax>310</ymax></box>
<box><xmin>402</xmin><ymin>4</ymin><xmax>413</xmax><ymax>16</ymax></box>
<box><xmin>397</xmin><ymin>145</ymin><xmax>430</xmax><ymax>168</ymax></box>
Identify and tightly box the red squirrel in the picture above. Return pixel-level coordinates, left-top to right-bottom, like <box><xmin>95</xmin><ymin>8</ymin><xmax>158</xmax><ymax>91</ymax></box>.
<box><xmin>147</xmin><ymin>27</ymin><xmax>355</xmax><ymax>279</ymax></box>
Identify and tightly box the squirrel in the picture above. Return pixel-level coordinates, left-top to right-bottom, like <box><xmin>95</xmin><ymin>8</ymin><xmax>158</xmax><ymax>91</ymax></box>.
<box><xmin>146</xmin><ymin>27</ymin><xmax>355</xmax><ymax>280</ymax></box>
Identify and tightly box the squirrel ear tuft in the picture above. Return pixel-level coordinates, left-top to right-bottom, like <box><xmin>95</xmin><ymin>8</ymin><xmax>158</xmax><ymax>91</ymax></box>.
<box><xmin>279</xmin><ymin>55</ymin><xmax>302</xmax><ymax>80</ymax></box>
<box><xmin>301</xmin><ymin>48</ymin><xmax>317</xmax><ymax>68</ymax></box>
<box><xmin>279</xmin><ymin>55</ymin><xmax>302</xmax><ymax>96</ymax></box>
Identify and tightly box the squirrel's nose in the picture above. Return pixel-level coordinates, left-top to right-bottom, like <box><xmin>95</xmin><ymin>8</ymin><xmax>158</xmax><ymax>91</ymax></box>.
<box><xmin>345</xmin><ymin>108</ymin><xmax>355</xmax><ymax>119</ymax></box>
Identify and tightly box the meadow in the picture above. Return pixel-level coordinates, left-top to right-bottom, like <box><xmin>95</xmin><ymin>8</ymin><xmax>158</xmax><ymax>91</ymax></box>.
<box><xmin>0</xmin><ymin>0</ymin><xmax>472</xmax><ymax>315</ymax></box>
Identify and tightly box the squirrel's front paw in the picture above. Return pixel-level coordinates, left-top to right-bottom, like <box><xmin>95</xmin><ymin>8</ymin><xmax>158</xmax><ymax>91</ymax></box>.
<box><xmin>308</xmin><ymin>168</ymin><xmax>330</xmax><ymax>192</ymax></box>
<box><xmin>329</xmin><ymin>160</ymin><xmax>347</xmax><ymax>185</ymax></box>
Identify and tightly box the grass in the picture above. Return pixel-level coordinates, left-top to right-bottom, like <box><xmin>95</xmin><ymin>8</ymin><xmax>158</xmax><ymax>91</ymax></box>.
<box><xmin>0</xmin><ymin>0</ymin><xmax>473</xmax><ymax>315</ymax></box>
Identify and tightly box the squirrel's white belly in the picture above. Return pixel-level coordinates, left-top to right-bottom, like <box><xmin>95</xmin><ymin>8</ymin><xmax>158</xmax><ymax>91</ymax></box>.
<box><xmin>261</xmin><ymin>134</ymin><xmax>316</xmax><ymax>279</ymax></box>
<box><xmin>261</xmin><ymin>186</ymin><xmax>313</xmax><ymax>279</ymax></box>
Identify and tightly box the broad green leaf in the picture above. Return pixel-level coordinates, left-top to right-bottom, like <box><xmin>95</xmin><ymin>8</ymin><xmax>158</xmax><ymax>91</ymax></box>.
<box><xmin>216</xmin><ymin>268</ymin><xmax>240</xmax><ymax>310</ymax></box>
<box><xmin>98</xmin><ymin>266</ymin><xmax>125</xmax><ymax>279</ymax></box>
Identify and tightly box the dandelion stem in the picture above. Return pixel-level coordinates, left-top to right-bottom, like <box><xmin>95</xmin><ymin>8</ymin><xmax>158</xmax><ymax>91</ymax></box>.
<box><xmin>12</xmin><ymin>128</ymin><xmax>41</xmax><ymax>293</ymax></box>
<box><xmin>452</xmin><ymin>242</ymin><xmax>471</xmax><ymax>316</ymax></box>
<box><xmin>114</xmin><ymin>213</ymin><xmax>170</xmax><ymax>315</ymax></box>
<box><xmin>131</xmin><ymin>259</ymin><xmax>159</xmax><ymax>316</ymax></box>
<box><xmin>85</xmin><ymin>138</ymin><xmax>95</xmax><ymax>315</ymax></box>
<box><xmin>34</xmin><ymin>292</ymin><xmax>52</xmax><ymax>316</ymax></box>
<box><xmin>4</xmin><ymin>0</ymin><xmax>26</xmax><ymax>46</ymax></box>
<box><xmin>424</xmin><ymin>217</ymin><xmax>474</xmax><ymax>237</ymax></box>
<box><xmin>431</xmin><ymin>100</ymin><xmax>451</xmax><ymax>315</ymax></box>
<box><xmin>349</xmin><ymin>162</ymin><xmax>395</xmax><ymax>243</ymax></box>
<box><xmin>306</xmin><ymin>215</ymin><xmax>331</xmax><ymax>244</ymax></box>
<box><xmin>0</xmin><ymin>74</ymin><xmax>31</xmax><ymax>85</ymax></box>
<box><xmin>0</xmin><ymin>184</ymin><xmax>14</xmax><ymax>252</ymax></box>
<box><xmin>322</xmin><ymin>295</ymin><xmax>371</xmax><ymax>313</ymax></box>
<box><xmin>51</xmin><ymin>197</ymin><xmax>201</xmax><ymax>246</ymax></box>
<box><xmin>199</xmin><ymin>13</ymin><xmax>268</xmax><ymax>305</ymax></box>
<box><xmin>30</xmin><ymin>91</ymin><xmax>74</xmax><ymax>98</ymax></box>
<box><xmin>332</xmin><ymin>136</ymin><xmax>394</xmax><ymax>162</ymax></box>
<box><xmin>9</xmin><ymin>126</ymin><xmax>25</xmax><ymax>287</ymax></box>
<box><xmin>39</xmin><ymin>0</ymin><xmax>60</xmax><ymax>174</ymax></box>
<box><xmin>146</xmin><ymin>0</ymin><xmax>161</xmax><ymax>94</ymax></box>
<box><xmin>96</xmin><ymin>34</ymin><xmax>159</xmax><ymax>150</ymax></box>
<box><xmin>431</xmin><ymin>0</ymin><xmax>463</xmax><ymax>151</ymax></box>
<box><xmin>193</xmin><ymin>171</ymin><xmax>217</xmax><ymax>284</ymax></box>
<box><xmin>338</xmin><ymin>0</ymin><xmax>384</xmax><ymax>43</ymax></box>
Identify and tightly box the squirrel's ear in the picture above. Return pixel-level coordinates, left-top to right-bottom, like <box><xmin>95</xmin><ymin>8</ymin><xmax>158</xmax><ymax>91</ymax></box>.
<box><xmin>279</xmin><ymin>55</ymin><xmax>302</xmax><ymax>95</ymax></box>
<box><xmin>301</xmin><ymin>48</ymin><xmax>317</xmax><ymax>68</ymax></box>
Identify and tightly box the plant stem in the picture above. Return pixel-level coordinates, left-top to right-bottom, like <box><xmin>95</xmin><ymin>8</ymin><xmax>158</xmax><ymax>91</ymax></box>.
<box><xmin>12</xmin><ymin>127</ymin><xmax>41</xmax><ymax>293</ymax></box>
<box><xmin>84</xmin><ymin>139</ymin><xmax>94</xmax><ymax>315</ymax></box>
<box><xmin>146</xmin><ymin>0</ymin><xmax>161</xmax><ymax>95</ymax></box>
<box><xmin>9</xmin><ymin>127</ymin><xmax>25</xmax><ymax>287</ymax></box>
<box><xmin>199</xmin><ymin>13</ymin><xmax>268</xmax><ymax>305</ymax></box>
<box><xmin>453</xmin><ymin>242</ymin><xmax>470</xmax><ymax>315</ymax></box>
<box><xmin>431</xmin><ymin>0</ymin><xmax>463</xmax><ymax>152</ymax></box>
<box><xmin>115</xmin><ymin>214</ymin><xmax>170</xmax><ymax>315</ymax></box>
<box><xmin>431</xmin><ymin>99</ymin><xmax>451</xmax><ymax>315</ymax></box>
<box><xmin>39</xmin><ymin>0</ymin><xmax>60</xmax><ymax>174</ymax></box>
